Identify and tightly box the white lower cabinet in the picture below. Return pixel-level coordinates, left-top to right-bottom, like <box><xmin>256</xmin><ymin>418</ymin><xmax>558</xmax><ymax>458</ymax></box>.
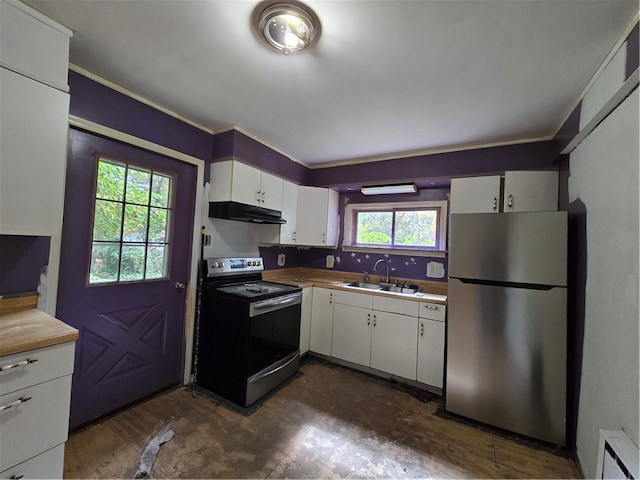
<box><xmin>309</xmin><ymin>287</ymin><xmax>446</xmax><ymax>388</ymax></box>
<box><xmin>331</xmin><ymin>291</ymin><xmax>419</xmax><ymax>381</ymax></box>
<box><xmin>299</xmin><ymin>287</ymin><xmax>312</xmax><ymax>355</ymax></box>
<box><xmin>309</xmin><ymin>288</ymin><xmax>334</xmax><ymax>356</ymax></box>
<box><xmin>0</xmin><ymin>341</ymin><xmax>75</xmax><ymax>478</ymax></box>
<box><xmin>370</xmin><ymin>310</ymin><xmax>418</xmax><ymax>380</ymax></box>
<box><xmin>417</xmin><ymin>303</ymin><xmax>447</xmax><ymax>388</ymax></box>
<box><xmin>0</xmin><ymin>444</ymin><xmax>64</xmax><ymax>479</ymax></box>
<box><xmin>332</xmin><ymin>303</ymin><xmax>372</xmax><ymax>365</ymax></box>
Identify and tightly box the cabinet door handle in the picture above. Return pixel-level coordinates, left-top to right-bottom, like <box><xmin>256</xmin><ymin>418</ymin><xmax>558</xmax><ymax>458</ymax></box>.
<box><xmin>493</xmin><ymin>197</ymin><xmax>497</xmax><ymax>211</ymax></box>
<box><xmin>367</xmin><ymin>313</ymin><xmax>371</xmax><ymax>325</ymax></box>
<box><xmin>424</xmin><ymin>305</ymin><xmax>440</xmax><ymax>311</ymax></box>
<box><xmin>0</xmin><ymin>358</ymin><xmax>38</xmax><ymax>372</ymax></box>
<box><xmin>373</xmin><ymin>314</ymin><xmax>376</xmax><ymax>327</ymax></box>
<box><xmin>420</xmin><ymin>323</ymin><xmax>424</xmax><ymax>336</ymax></box>
<box><xmin>507</xmin><ymin>193</ymin><xmax>513</xmax><ymax>209</ymax></box>
<box><xmin>329</xmin><ymin>293</ymin><xmax>333</xmax><ymax>304</ymax></box>
<box><xmin>261</xmin><ymin>191</ymin><xmax>266</xmax><ymax>204</ymax></box>
<box><xmin>0</xmin><ymin>396</ymin><xmax>32</xmax><ymax>412</ymax></box>
<box><xmin>322</xmin><ymin>233</ymin><xmax>326</xmax><ymax>244</ymax></box>
<box><xmin>10</xmin><ymin>475</ymin><xmax>25</xmax><ymax>480</ymax></box>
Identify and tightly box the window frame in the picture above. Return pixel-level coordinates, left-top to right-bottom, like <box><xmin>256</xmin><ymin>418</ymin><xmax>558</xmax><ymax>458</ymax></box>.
<box><xmin>87</xmin><ymin>154</ymin><xmax>176</xmax><ymax>286</ymax></box>
<box><xmin>343</xmin><ymin>200</ymin><xmax>448</xmax><ymax>257</ymax></box>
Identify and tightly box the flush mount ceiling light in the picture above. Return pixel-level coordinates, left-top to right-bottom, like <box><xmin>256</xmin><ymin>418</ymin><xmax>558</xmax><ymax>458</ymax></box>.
<box><xmin>361</xmin><ymin>184</ymin><xmax>418</xmax><ymax>195</ymax></box>
<box><xmin>251</xmin><ymin>0</ymin><xmax>321</xmax><ymax>55</ymax></box>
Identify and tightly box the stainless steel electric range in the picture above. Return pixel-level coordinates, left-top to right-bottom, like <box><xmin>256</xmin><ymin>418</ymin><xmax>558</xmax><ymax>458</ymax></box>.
<box><xmin>194</xmin><ymin>257</ymin><xmax>302</xmax><ymax>407</ymax></box>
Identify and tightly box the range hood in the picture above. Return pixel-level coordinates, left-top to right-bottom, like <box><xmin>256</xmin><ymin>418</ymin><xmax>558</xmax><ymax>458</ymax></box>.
<box><xmin>208</xmin><ymin>201</ymin><xmax>286</xmax><ymax>224</ymax></box>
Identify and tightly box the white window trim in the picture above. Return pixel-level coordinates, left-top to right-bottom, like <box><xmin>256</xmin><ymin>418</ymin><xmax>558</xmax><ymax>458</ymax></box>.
<box><xmin>343</xmin><ymin>200</ymin><xmax>448</xmax><ymax>257</ymax></box>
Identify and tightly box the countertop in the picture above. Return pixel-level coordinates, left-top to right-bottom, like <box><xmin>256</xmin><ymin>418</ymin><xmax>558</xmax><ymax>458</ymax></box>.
<box><xmin>0</xmin><ymin>307</ymin><xmax>79</xmax><ymax>357</ymax></box>
<box><xmin>263</xmin><ymin>268</ymin><xmax>447</xmax><ymax>305</ymax></box>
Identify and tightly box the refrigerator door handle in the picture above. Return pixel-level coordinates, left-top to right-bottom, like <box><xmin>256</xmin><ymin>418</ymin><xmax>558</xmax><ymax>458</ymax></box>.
<box><xmin>455</xmin><ymin>277</ymin><xmax>558</xmax><ymax>291</ymax></box>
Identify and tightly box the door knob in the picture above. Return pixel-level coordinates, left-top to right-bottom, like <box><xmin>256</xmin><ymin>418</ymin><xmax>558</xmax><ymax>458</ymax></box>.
<box><xmin>175</xmin><ymin>282</ymin><xmax>187</xmax><ymax>289</ymax></box>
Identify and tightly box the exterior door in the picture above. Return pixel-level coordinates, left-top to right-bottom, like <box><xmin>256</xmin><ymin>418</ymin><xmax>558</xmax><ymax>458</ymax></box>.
<box><xmin>58</xmin><ymin>128</ymin><xmax>197</xmax><ymax>429</ymax></box>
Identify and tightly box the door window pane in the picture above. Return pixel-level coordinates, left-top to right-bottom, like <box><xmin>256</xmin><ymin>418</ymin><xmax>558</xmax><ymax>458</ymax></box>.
<box><xmin>120</xmin><ymin>244</ymin><xmax>146</xmax><ymax>281</ymax></box>
<box><xmin>89</xmin><ymin>158</ymin><xmax>173</xmax><ymax>284</ymax></box>
<box><xmin>123</xmin><ymin>204</ymin><xmax>149</xmax><ymax>242</ymax></box>
<box><xmin>146</xmin><ymin>245</ymin><xmax>167</xmax><ymax>279</ymax></box>
<box><xmin>90</xmin><ymin>242</ymin><xmax>120</xmax><ymax>283</ymax></box>
<box><xmin>149</xmin><ymin>208</ymin><xmax>169</xmax><ymax>243</ymax></box>
<box><xmin>125</xmin><ymin>168</ymin><xmax>151</xmax><ymax>204</ymax></box>
<box><xmin>93</xmin><ymin>199</ymin><xmax>123</xmax><ymax>241</ymax></box>
<box><xmin>96</xmin><ymin>161</ymin><xmax>125</xmax><ymax>201</ymax></box>
<box><xmin>151</xmin><ymin>173</ymin><xmax>171</xmax><ymax>208</ymax></box>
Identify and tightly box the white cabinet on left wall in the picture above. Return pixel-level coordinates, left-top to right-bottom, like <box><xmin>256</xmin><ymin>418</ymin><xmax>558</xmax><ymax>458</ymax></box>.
<box><xmin>0</xmin><ymin>0</ymin><xmax>72</xmax><ymax>236</ymax></box>
<box><xmin>209</xmin><ymin>160</ymin><xmax>284</xmax><ymax>212</ymax></box>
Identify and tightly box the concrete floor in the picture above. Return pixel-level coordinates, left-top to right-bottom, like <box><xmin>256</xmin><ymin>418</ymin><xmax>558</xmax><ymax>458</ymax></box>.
<box><xmin>64</xmin><ymin>358</ymin><xmax>581</xmax><ymax>478</ymax></box>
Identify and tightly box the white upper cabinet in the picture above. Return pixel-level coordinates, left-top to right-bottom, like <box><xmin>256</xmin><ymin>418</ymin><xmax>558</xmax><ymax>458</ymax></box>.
<box><xmin>502</xmin><ymin>170</ymin><xmax>558</xmax><ymax>212</ymax></box>
<box><xmin>209</xmin><ymin>160</ymin><xmax>284</xmax><ymax>212</ymax></box>
<box><xmin>0</xmin><ymin>0</ymin><xmax>72</xmax><ymax>92</ymax></box>
<box><xmin>450</xmin><ymin>171</ymin><xmax>558</xmax><ymax>214</ymax></box>
<box><xmin>279</xmin><ymin>179</ymin><xmax>298</xmax><ymax>244</ymax></box>
<box><xmin>295</xmin><ymin>186</ymin><xmax>339</xmax><ymax>246</ymax></box>
<box><xmin>0</xmin><ymin>2</ymin><xmax>71</xmax><ymax>236</ymax></box>
<box><xmin>450</xmin><ymin>175</ymin><xmax>501</xmax><ymax>214</ymax></box>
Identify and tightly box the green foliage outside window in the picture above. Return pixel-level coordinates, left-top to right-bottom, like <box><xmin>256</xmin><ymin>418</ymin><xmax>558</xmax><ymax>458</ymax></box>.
<box><xmin>89</xmin><ymin>158</ymin><xmax>172</xmax><ymax>284</ymax></box>
<box><xmin>354</xmin><ymin>208</ymin><xmax>439</xmax><ymax>249</ymax></box>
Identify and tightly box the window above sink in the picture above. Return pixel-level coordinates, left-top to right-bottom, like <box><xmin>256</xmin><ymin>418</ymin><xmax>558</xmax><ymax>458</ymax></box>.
<box><xmin>342</xmin><ymin>200</ymin><xmax>448</xmax><ymax>258</ymax></box>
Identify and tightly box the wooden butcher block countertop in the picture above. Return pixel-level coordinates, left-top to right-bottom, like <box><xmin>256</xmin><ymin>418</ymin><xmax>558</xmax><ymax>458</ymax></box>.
<box><xmin>263</xmin><ymin>267</ymin><xmax>448</xmax><ymax>305</ymax></box>
<box><xmin>0</xmin><ymin>294</ymin><xmax>78</xmax><ymax>357</ymax></box>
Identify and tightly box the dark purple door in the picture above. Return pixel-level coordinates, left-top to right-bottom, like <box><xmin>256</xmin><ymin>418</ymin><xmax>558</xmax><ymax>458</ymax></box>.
<box><xmin>58</xmin><ymin>128</ymin><xmax>197</xmax><ymax>429</ymax></box>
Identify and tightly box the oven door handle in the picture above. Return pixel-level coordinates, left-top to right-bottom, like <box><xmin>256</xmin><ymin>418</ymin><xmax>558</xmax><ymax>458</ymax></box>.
<box><xmin>250</xmin><ymin>292</ymin><xmax>302</xmax><ymax>316</ymax></box>
<box><xmin>248</xmin><ymin>351</ymin><xmax>299</xmax><ymax>384</ymax></box>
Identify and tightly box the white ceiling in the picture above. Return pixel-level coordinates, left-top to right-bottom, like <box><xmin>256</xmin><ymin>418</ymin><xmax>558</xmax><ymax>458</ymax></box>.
<box><xmin>23</xmin><ymin>0</ymin><xmax>639</xmax><ymax>167</ymax></box>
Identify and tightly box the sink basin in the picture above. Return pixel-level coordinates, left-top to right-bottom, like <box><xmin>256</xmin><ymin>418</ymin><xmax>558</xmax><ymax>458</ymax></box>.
<box><xmin>344</xmin><ymin>282</ymin><xmax>382</xmax><ymax>290</ymax></box>
<box><xmin>380</xmin><ymin>285</ymin><xmax>404</xmax><ymax>293</ymax></box>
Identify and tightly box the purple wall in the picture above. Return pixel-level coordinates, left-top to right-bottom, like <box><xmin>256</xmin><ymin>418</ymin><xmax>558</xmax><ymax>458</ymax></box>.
<box><xmin>260</xmin><ymin>188</ymin><xmax>450</xmax><ymax>283</ymax></box>
<box><xmin>212</xmin><ymin>129</ymin><xmax>308</xmax><ymax>185</ymax></box>
<box><xmin>308</xmin><ymin>141</ymin><xmax>555</xmax><ymax>189</ymax></box>
<box><xmin>69</xmin><ymin>71</ymin><xmax>214</xmax><ymax>163</ymax></box>
<box><xmin>0</xmin><ymin>235</ymin><xmax>50</xmax><ymax>295</ymax></box>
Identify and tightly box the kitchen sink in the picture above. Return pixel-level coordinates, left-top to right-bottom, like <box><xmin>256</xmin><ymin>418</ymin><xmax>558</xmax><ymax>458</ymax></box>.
<box><xmin>344</xmin><ymin>282</ymin><xmax>382</xmax><ymax>290</ymax></box>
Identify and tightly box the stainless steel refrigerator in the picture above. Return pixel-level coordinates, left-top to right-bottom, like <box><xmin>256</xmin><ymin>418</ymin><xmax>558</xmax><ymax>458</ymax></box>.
<box><xmin>446</xmin><ymin>211</ymin><xmax>567</xmax><ymax>446</ymax></box>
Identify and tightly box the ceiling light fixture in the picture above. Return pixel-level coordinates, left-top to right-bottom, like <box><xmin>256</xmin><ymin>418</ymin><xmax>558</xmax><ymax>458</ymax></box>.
<box><xmin>360</xmin><ymin>184</ymin><xmax>418</xmax><ymax>195</ymax></box>
<box><xmin>252</xmin><ymin>0</ymin><xmax>321</xmax><ymax>55</ymax></box>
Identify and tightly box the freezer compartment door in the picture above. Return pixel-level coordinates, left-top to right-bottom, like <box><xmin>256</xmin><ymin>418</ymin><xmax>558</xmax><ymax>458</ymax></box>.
<box><xmin>446</xmin><ymin>278</ymin><xmax>567</xmax><ymax>446</ymax></box>
<box><xmin>448</xmin><ymin>212</ymin><xmax>567</xmax><ymax>286</ymax></box>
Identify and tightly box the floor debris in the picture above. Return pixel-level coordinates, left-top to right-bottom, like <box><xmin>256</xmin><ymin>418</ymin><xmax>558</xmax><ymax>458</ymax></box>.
<box><xmin>134</xmin><ymin>421</ymin><xmax>175</xmax><ymax>479</ymax></box>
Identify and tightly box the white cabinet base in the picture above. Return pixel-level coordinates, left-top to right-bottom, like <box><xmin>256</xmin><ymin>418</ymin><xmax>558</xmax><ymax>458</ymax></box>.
<box><xmin>0</xmin><ymin>444</ymin><xmax>64</xmax><ymax>480</ymax></box>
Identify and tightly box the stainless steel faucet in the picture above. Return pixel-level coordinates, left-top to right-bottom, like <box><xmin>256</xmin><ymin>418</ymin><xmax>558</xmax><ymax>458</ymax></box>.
<box><xmin>373</xmin><ymin>258</ymin><xmax>389</xmax><ymax>283</ymax></box>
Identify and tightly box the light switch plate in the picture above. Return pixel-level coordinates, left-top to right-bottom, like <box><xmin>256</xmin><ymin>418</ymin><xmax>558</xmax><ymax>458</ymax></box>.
<box><xmin>277</xmin><ymin>253</ymin><xmax>286</xmax><ymax>266</ymax></box>
<box><xmin>326</xmin><ymin>255</ymin><xmax>335</xmax><ymax>268</ymax></box>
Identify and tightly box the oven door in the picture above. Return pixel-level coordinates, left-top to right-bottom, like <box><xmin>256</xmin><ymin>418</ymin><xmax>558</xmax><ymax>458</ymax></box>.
<box><xmin>246</xmin><ymin>292</ymin><xmax>302</xmax><ymax>405</ymax></box>
<box><xmin>248</xmin><ymin>292</ymin><xmax>301</xmax><ymax>375</ymax></box>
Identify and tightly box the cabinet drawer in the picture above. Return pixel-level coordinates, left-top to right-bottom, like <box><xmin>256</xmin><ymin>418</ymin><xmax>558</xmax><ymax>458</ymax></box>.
<box><xmin>333</xmin><ymin>290</ymin><xmax>373</xmax><ymax>309</ymax></box>
<box><xmin>0</xmin><ymin>444</ymin><xmax>64</xmax><ymax>479</ymax></box>
<box><xmin>0</xmin><ymin>342</ymin><xmax>75</xmax><ymax>396</ymax></box>
<box><xmin>0</xmin><ymin>375</ymin><xmax>72</xmax><ymax>471</ymax></box>
<box><xmin>373</xmin><ymin>296</ymin><xmax>419</xmax><ymax>317</ymax></box>
<box><xmin>418</xmin><ymin>302</ymin><xmax>446</xmax><ymax>322</ymax></box>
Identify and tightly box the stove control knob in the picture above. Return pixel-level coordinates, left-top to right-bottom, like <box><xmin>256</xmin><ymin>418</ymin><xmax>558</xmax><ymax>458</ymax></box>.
<box><xmin>216</xmin><ymin>262</ymin><xmax>223</xmax><ymax>268</ymax></box>
<box><xmin>257</xmin><ymin>260</ymin><xmax>261</xmax><ymax>266</ymax></box>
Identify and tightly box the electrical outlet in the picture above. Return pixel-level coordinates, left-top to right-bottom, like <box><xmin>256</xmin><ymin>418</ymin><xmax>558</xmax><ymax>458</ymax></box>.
<box><xmin>326</xmin><ymin>255</ymin><xmax>335</xmax><ymax>268</ymax></box>
<box><xmin>426</xmin><ymin>261</ymin><xmax>444</xmax><ymax>278</ymax></box>
<box><xmin>277</xmin><ymin>253</ymin><xmax>286</xmax><ymax>266</ymax></box>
